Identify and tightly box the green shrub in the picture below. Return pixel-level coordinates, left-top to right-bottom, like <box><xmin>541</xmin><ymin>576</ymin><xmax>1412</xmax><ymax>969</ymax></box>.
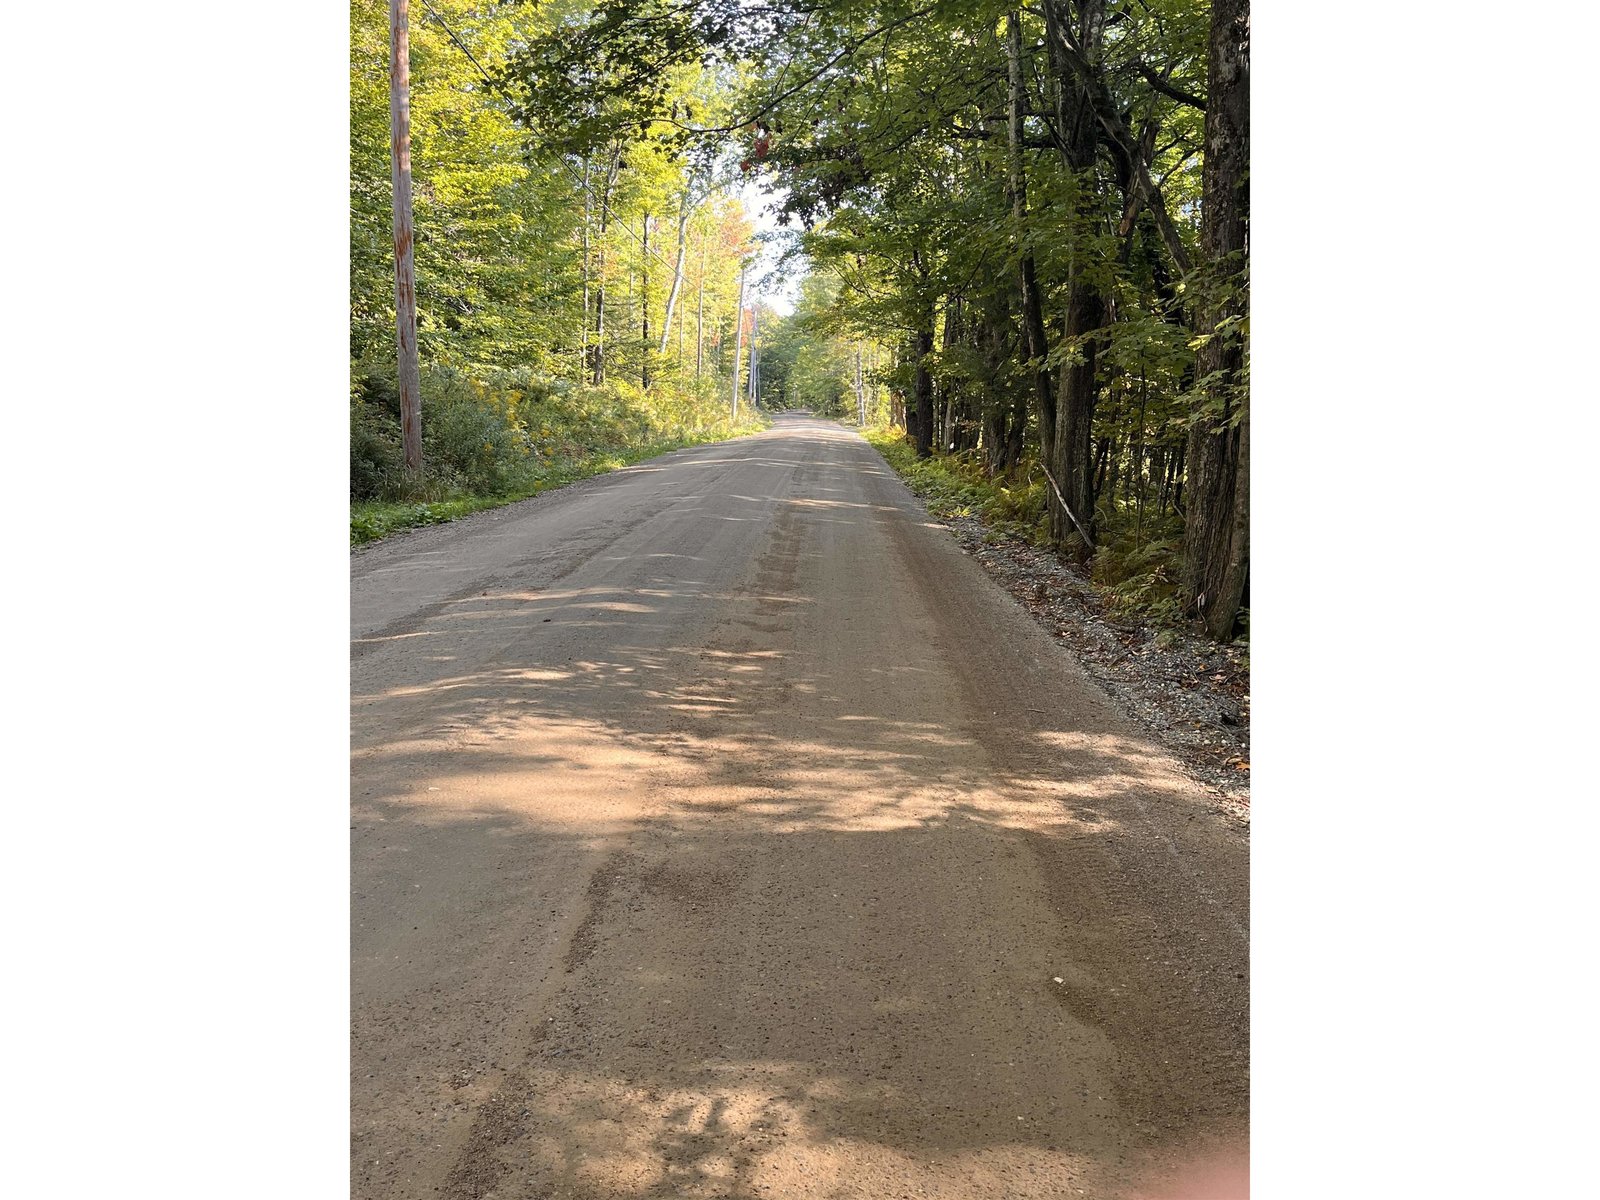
<box><xmin>424</xmin><ymin>386</ymin><xmax>526</xmax><ymax>496</ymax></box>
<box><xmin>867</xmin><ymin>429</ymin><xmax>1047</xmax><ymax>542</ymax></box>
<box><xmin>351</xmin><ymin>360</ymin><xmax>766</xmax><ymax>542</ymax></box>
<box><xmin>1091</xmin><ymin>535</ymin><xmax>1185</xmax><ymax>625</ymax></box>
<box><xmin>867</xmin><ymin>425</ymin><xmax>1195</xmax><ymax>629</ymax></box>
<box><xmin>350</xmin><ymin>400</ymin><xmax>405</xmax><ymax>502</ymax></box>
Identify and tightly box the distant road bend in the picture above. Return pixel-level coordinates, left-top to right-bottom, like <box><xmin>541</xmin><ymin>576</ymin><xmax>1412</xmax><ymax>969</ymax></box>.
<box><xmin>351</xmin><ymin>412</ymin><xmax>1249</xmax><ymax>1199</ymax></box>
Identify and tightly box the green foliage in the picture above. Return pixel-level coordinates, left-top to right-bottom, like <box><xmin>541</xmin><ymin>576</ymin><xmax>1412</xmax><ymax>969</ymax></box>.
<box><xmin>351</xmin><ymin>362</ymin><xmax>763</xmax><ymax>543</ymax></box>
<box><xmin>869</xmin><ymin>427</ymin><xmax>1203</xmax><ymax>630</ymax></box>
<box><xmin>1091</xmin><ymin>535</ymin><xmax>1186</xmax><ymax>627</ymax></box>
<box><xmin>349</xmin><ymin>0</ymin><xmax>1245</xmax><ymax>635</ymax></box>
<box><xmin>351</xmin><ymin>0</ymin><xmax>774</xmax><ymax>545</ymax></box>
<box><xmin>866</xmin><ymin>429</ymin><xmax>1047</xmax><ymax>544</ymax></box>
<box><xmin>351</xmin><ymin>0</ymin><xmax>587</xmax><ymax>370</ymax></box>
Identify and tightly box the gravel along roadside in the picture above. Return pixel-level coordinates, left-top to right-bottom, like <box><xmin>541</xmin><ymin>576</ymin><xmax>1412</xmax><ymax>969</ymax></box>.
<box><xmin>901</xmin><ymin>503</ymin><xmax>1249</xmax><ymax>824</ymax></box>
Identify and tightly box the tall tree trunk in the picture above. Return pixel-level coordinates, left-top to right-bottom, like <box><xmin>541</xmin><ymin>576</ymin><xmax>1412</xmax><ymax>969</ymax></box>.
<box><xmin>1132</xmin><ymin>369</ymin><xmax>1149</xmax><ymax>531</ymax></box>
<box><xmin>913</xmin><ymin>323</ymin><xmax>935</xmax><ymax>458</ymax></box>
<box><xmin>855</xmin><ymin>343</ymin><xmax>866</xmax><ymax>425</ymax></box>
<box><xmin>641</xmin><ymin>213</ymin><xmax>652</xmax><ymax>388</ymax></box>
<box><xmin>1150</xmin><ymin>444</ymin><xmax>1167</xmax><ymax>518</ymax></box>
<box><xmin>1182</xmin><ymin>0</ymin><xmax>1250</xmax><ymax>638</ymax></box>
<box><xmin>580</xmin><ymin>156</ymin><xmax>591</xmax><ymax>381</ymax></box>
<box><xmin>1006</xmin><ymin>12</ymin><xmax>1055</xmax><ymax>453</ymax></box>
<box><xmin>1053</xmin><ymin>283</ymin><xmax>1102</xmax><ymax>555</ymax></box>
<box><xmin>1043</xmin><ymin>0</ymin><xmax>1107</xmax><ymax>558</ymax></box>
<box><xmin>730</xmin><ymin>260</ymin><xmax>747</xmax><ymax>418</ymax></box>
<box><xmin>940</xmin><ymin>294</ymin><xmax>962</xmax><ymax>452</ymax></box>
<box><xmin>1092</xmin><ymin>434</ymin><xmax>1111</xmax><ymax>509</ymax></box>
<box><xmin>388</xmin><ymin>0</ymin><xmax>422</xmax><ymax>471</ymax></box>
<box><xmin>979</xmin><ymin>298</ymin><xmax>1008</xmax><ymax>473</ymax></box>
<box><xmin>590</xmin><ymin>150</ymin><xmax>620</xmax><ymax>386</ymax></box>
<box><xmin>659</xmin><ymin>198</ymin><xmax>690</xmax><ymax>355</ymax></box>
<box><xmin>748</xmin><ymin>308</ymin><xmax>760</xmax><ymax>405</ymax></box>
<box><xmin>695</xmin><ymin>235</ymin><xmax>707</xmax><ymax>380</ymax></box>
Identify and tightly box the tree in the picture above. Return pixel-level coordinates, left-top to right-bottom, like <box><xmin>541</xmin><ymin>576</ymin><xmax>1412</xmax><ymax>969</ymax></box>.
<box><xmin>1181</xmin><ymin>0</ymin><xmax>1249</xmax><ymax>638</ymax></box>
<box><xmin>350</xmin><ymin>0</ymin><xmax>1249</xmax><ymax>641</ymax></box>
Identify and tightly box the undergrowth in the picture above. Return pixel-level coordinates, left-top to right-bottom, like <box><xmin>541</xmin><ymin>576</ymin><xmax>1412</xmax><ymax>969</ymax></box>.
<box><xmin>865</xmin><ymin>427</ymin><xmax>1193</xmax><ymax>630</ymax></box>
<box><xmin>865</xmin><ymin>430</ymin><xmax>1049</xmax><ymax>544</ymax></box>
<box><xmin>351</xmin><ymin>361</ymin><xmax>765</xmax><ymax>544</ymax></box>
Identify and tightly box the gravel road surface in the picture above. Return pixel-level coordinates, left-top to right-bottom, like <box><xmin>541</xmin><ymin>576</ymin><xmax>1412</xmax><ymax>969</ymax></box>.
<box><xmin>352</xmin><ymin>414</ymin><xmax>1249</xmax><ymax>1199</ymax></box>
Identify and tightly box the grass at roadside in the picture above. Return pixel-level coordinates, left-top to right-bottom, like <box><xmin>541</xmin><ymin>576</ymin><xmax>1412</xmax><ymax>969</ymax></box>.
<box><xmin>863</xmin><ymin>427</ymin><xmax>1049</xmax><ymax>544</ymax></box>
<box><xmin>863</xmin><ymin>425</ymin><xmax>1202</xmax><ymax>633</ymax></box>
<box><xmin>351</xmin><ymin>363</ymin><xmax>766</xmax><ymax>546</ymax></box>
<box><xmin>351</xmin><ymin>431</ymin><xmax>751</xmax><ymax>545</ymax></box>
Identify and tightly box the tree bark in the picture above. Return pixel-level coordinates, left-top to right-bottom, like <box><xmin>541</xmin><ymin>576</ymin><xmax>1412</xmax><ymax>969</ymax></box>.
<box><xmin>855</xmin><ymin>343</ymin><xmax>866</xmax><ymax>424</ymax></box>
<box><xmin>730</xmin><ymin>260</ymin><xmax>747</xmax><ymax>418</ymax></box>
<box><xmin>695</xmin><ymin>235</ymin><xmax>707</xmax><ymax>379</ymax></box>
<box><xmin>1006</xmin><ymin>12</ymin><xmax>1055</xmax><ymax>453</ymax></box>
<box><xmin>1042</xmin><ymin>0</ymin><xmax>1106</xmax><ymax>559</ymax></box>
<box><xmin>939</xmin><ymin>294</ymin><xmax>963</xmax><ymax>451</ymax></box>
<box><xmin>589</xmin><ymin>150</ymin><xmax>620</xmax><ymax>386</ymax></box>
<box><xmin>1182</xmin><ymin>0</ymin><xmax>1250</xmax><ymax>638</ymax></box>
<box><xmin>641</xmin><ymin>213</ymin><xmax>652</xmax><ymax>388</ymax></box>
<box><xmin>748</xmin><ymin>308</ymin><xmax>760</xmax><ymax>405</ymax></box>
<box><xmin>659</xmin><ymin>199</ymin><xmax>690</xmax><ymax>356</ymax></box>
<box><xmin>1052</xmin><ymin>275</ymin><xmax>1103</xmax><ymax>557</ymax></box>
<box><xmin>913</xmin><ymin>319</ymin><xmax>935</xmax><ymax>458</ymax></box>
<box><xmin>580</xmin><ymin>156</ymin><xmax>591</xmax><ymax>381</ymax></box>
<box><xmin>389</xmin><ymin>0</ymin><xmax>422</xmax><ymax>471</ymax></box>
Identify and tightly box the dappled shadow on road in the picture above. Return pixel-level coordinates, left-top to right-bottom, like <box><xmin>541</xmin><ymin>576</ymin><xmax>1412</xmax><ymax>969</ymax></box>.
<box><xmin>351</xmin><ymin>417</ymin><xmax>1247</xmax><ymax>1200</ymax></box>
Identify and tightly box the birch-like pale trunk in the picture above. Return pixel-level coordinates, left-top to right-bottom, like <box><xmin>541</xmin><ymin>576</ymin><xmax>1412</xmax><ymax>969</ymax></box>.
<box><xmin>580</xmin><ymin>155</ymin><xmax>591</xmax><ymax>379</ymax></box>
<box><xmin>748</xmin><ymin>309</ymin><xmax>760</xmax><ymax>405</ymax></box>
<box><xmin>658</xmin><ymin>199</ymin><xmax>690</xmax><ymax>356</ymax></box>
<box><xmin>695</xmin><ymin>236</ymin><xmax>707</xmax><ymax>379</ymax></box>
<box><xmin>730</xmin><ymin>261</ymin><xmax>747</xmax><ymax>419</ymax></box>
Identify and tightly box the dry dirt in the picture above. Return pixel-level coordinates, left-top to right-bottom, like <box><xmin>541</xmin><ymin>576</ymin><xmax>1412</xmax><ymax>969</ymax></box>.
<box><xmin>352</xmin><ymin>414</ymin><xmax>1249</xmax><ymax>1199</ymax></box>
<box><xmin>931</xmin><ymin>513</ymin><xmax>1249</xmax><ymax>818</ymax></box>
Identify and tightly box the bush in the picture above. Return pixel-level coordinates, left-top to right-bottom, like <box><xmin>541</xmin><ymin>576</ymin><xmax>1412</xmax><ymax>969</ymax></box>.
<box><xmin>351</xmin><ymin>359</ymin><xmax>766</xmax><ymax>540</ymax></box>
<box><xmin>867</xmin><ymin>430</ymin><xmax>1048</xmax><ymax>542</ymax></box>
<box><xmin>424</xmin><ymin>380</ymin><xmax>527</xmax><ymax>496</ymax></box>
<box><xmin>1091</xmin><ymin>534</ymin><xmax>1185</xmax><ymax>625</ymax></box>
<box><xmin>867</xmin><ymin>426</ymin><xmax>1194</xmax><ymax>629</ymax></box>
<box><xmin>350</xmin><ymin>400</ymin><xmax>404</xmax><ymax>502</ymax></box>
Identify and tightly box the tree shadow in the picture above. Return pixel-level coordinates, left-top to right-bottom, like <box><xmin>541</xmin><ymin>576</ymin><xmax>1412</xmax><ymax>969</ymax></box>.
<box><xmin>352</xmin><ymin>416</ymin><xmax>1248</xmax><ymax>1199</ymax></box>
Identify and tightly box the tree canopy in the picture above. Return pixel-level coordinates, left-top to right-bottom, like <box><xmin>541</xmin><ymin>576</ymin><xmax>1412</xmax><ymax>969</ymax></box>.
<box><xmin>352</xmin><ymin>0</ymin><xmax>1248</xmax><ymax>636</ymax></box>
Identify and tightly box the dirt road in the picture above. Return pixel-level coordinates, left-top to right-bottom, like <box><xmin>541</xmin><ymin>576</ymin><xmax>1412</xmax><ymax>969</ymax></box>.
<box><xmin>352</xmin><ymin>414</ymin><xmax>1249</xmax><ymax>1199</ymax></box>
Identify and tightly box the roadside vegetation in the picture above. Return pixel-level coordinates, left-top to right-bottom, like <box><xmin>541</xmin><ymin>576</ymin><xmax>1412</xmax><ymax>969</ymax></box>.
<box><xmin>354</xmin><ymin>0</ymin><xmax>1247</xmax><ymax>639</ymax></box>
<box><xmin>738</xmin><ymin>0</ymin><xmax>1248</xmax><ymax>641</ymax></box>
<box><xmin>350</xmin><ymin>365</ymin><xmax>762</xmax><ymax>544</ymax></box>
<box><xmin>865</xmin><ymin>429</ymin><xmax>1209</xmax><ymax>635</ymax></box>
<box><xmin>350</xmin><ymin>0</ymin><xmax>771</xmax><ymax>544</ymax></box>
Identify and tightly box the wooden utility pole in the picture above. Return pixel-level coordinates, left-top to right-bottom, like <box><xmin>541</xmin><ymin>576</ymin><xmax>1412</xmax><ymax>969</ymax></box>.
<box><xmin>730</xmin><ymin>260</ymin><xmax>747</xmax><ymax>419</ymax></box>
<box><xmin>389</xmin><ymin>0</ymin><xmax>422</xmax><ymax>471</ymax></box>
